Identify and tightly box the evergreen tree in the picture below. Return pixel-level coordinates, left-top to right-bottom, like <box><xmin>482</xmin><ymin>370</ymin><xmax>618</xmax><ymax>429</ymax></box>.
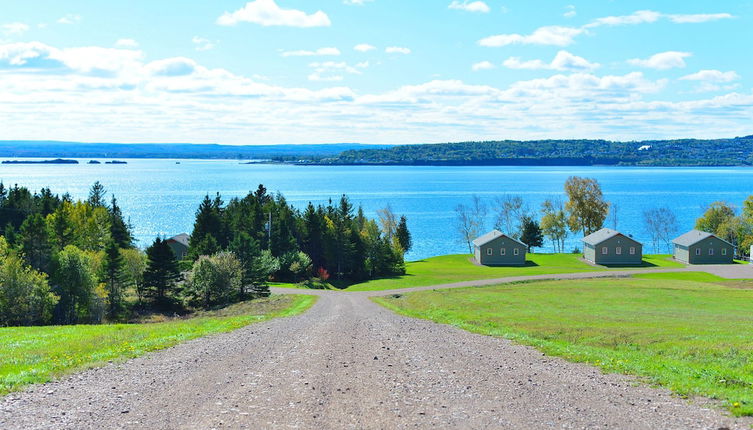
<box><xmin>302</xmin><ymin>203</ymin><xmax>325</xmax><ymax>269</ymax></box>
<box><xmin>229</xmin><ymin>231</ymin><xmax>261</xmax><ymax>295</ymax></box>
<box><xmin>47</xmin><ymin>202</ymin><xmax>74</xmax><ymax>251</ymax></box>
<box><xmin>19</xmin><ymin>213</ymin><xmax>52</xmax><ymax>273</ymax></box>
<box><xmin>102</xmin><ymin>240</ymin><xmax>127</xmax><ymax>320</ymax></box>
<box><xmin>109</xmin><ymin>196</ymin><xmax>133</xmax><ymax>248</ymax></box>
<box><xmin>519</xmin><ymin>216</ymin><xmax>544</xmax><ymax>253</ymax></box>
<box><xmin>188</xmin><ymin>194</ymin><xmax>225</xmax><ymax>259</ymax></box>
<box><xmin>143</xmin><ymin>238</ymin><xmax>180</xmax><ymax>308</ymax></box>
<box><xmin>87</xmin><ymin>181</ymin><xmax>107</xmax><ymax>208</ymax></box>
<box><xmin>3</xmin><ymin>223</ymin><xmax>17</xmax><ymax>247</ymax></box>
<box><xmin>395</xmin><ymin>215</ymin><xmax>412</xmax><ymax>253</ymax></box>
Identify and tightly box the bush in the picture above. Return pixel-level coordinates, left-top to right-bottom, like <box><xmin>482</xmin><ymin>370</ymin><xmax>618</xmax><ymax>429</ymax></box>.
<box><xmin>0</xmin><ymin>238</ymin><xmax>58</xmax><ymax>326</ymax></box>
<box><xmin>184</xmin><ymin>251</ymin><xmax>243</xmax><ymax>309</ymax></box>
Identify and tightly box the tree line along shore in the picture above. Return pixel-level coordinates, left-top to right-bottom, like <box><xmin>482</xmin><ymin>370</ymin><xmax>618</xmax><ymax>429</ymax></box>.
<box><xmin>0</xmin><ymin>182</ymin><xmax>411</xmax><ymax>327</ymax></box>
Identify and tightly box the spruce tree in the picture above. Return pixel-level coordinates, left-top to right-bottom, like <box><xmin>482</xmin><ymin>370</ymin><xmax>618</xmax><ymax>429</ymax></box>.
<box><xmin>109</xmin><ymin>196</ymin><xmax>133</xmax><ymax>248</ymax></box>
<box><xmin>188</xmin><ymin>194</ymin><xmax>225</xmax><ymax>259</ymax></box>
<box><xmin>143</xmin><ymin>238</ymin><xmax>180</xmax><ymax>308</ymax></box>
<box><xmin>87</xmin><ymin>181</ymin><xmax>107</xmax><ymax>208</ymax></box>
<box><xmin>19</xmin><ymin>213</ymin><xmax>52</xmax><ymax>273</ymax></box>
<box><xmin>102</xmin><ymin>240</ymin><xmax>127</xmax><ymax>320</ymax></box>
<box><xmin>519</xmin><ymin>216</ymin><xmax>544</xmax><ymax>253</ymax></box>
<box><xmin>396</xmin><ymin>215</ymin><xmax>412</xmax><ymax>253</ymax></box>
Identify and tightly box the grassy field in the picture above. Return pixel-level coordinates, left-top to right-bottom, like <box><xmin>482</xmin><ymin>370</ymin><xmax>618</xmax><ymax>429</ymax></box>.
<box><xmin>374</xmin><ymin>277</ymin><xmax>753</xmax><ymax>416</ymax></box>
<box><xmin>344</xmin><ymin>253</ymin><xmax>682</xmax><ymax>291</ymax></box>
<box><xmin>0</xmin><ymin>294</ymin><xmax>316</xmax><ymax>396</ymax></box>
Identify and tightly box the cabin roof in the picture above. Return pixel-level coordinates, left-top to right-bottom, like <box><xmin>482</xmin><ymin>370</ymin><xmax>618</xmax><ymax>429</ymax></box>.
<box><xmin>582</xmin><ymin>228</ymin><xmax>640</xmax><ymax>246</ymax></box>
<box><xmin>168</xmin><ymin>233</ymin><xmax>190</xmax><ymax>247</ymax></box>
<box><xmin>472</xmin><ymin>229</ymin><xmax>527</xmax><ymax>247</ymax></box>
<box><xmin>672</xmin><ymin>229</ymin><xmax>733</xmax><ymax>247</ymax></box>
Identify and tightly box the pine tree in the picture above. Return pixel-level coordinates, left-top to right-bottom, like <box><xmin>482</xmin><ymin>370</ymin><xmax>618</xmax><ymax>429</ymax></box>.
<box><xmin>102</xmin><ymin>240</ymin><xmax>127</xmax><ymax>320</ymax></box>
<box><xmin>395</xmin><ymin>215</ymin><xmax>412</xmax><ymax>253</ymax></box>
<box><xmin>18</xmin><ymin>213</ymin><xmax>52</xmax><ymax>273</ymax></box>
<box><xmin>519</xmin><ymin>216</ymin><xmax>544</xmax><ymax>253</ymax></box>
<box><xmin>109</xmin><ymin>196</ymin><xmax>133</xmax><ymax>248</ymax></box>
<box><xmin>143</xmin><ymin>238</ymin><xmax>180</xmax><ymax>308</ymax></box>
<box><xmin>188</xmin><ymin>194</ymin><xmax>225</xmax><ymax>259</ymax></box>
<box><xmin>87</xmin><ymin>181</ymin><xmax>107</xmax><ymax>208</ymax></box>
<box><xmin>229</xmin><ymin>231</ymin><xmax>261</xmax><ymax>296</ymax></box>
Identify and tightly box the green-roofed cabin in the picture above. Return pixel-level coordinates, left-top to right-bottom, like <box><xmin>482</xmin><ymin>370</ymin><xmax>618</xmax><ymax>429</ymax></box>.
<box><xmin>472</xmin><ymin>230</ymin><xmax>527</xmax><ymax>266</ymax></box>
<box><xmin>582</xmin><ymin>228</ymin><xmax>642</xmax><ymax>266</ymax></box>
<box><xmin>672</xmin><ymin>230</ymin><xmax>734</xmax><ymax>264</ymax></box>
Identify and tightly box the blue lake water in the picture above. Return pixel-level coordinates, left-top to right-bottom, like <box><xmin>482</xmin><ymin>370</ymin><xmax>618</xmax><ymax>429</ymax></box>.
<box><xmin>1</xmin><ymin>159</ymin><xmax>750</xmax><ymax>260</ymax></box>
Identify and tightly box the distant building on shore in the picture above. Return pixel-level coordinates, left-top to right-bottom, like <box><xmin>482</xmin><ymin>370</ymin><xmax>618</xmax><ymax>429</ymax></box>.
<box><xmin>472</xmin><ymin>230</ymin><xmax>527</xmax><ymax>266</ymax></box>
<box><xmin>582</xmin><ymin>228</ymin><xmax>642</xmax><ymax>266</ymax></box>
<box><xmin>672</xmin><ymin>230</ymin><xmax>734</xmax><ymax>264</ymax></box>
<box><xmin>166</xmin><ymin>233</ymin><xmax>190</xmax><ymax>260</ymax></box>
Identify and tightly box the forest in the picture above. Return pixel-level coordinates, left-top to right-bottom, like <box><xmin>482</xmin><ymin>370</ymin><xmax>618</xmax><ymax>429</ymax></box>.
<box><xmin>308</xmin><ymin>135</ymin><xmax>753</xmax><ymax>166</ymax></box>
<box><xmin>0</xmin><ymin>183</ymin><xmax>410</xmax><ymax>327</ymax></box>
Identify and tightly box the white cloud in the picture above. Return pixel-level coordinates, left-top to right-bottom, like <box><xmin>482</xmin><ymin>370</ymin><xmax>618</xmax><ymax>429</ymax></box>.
<box><xmin>480</xmin><ymin>10</ymin><xmax>735</xmax><ymax>47</ymax></box>
<box><xmin>564</xmin><ymin>5</ymin><xmax>576</xmax><ymax>18</ymax></box>
<box><xmin>343</xmin><ymin>0</ymin><xmax>373</xmax><ymax>5</ymax></box>
<box><xmin>217</xmin><ymin>0</ymin><xmax>331</xmax><ymax>27</ymax></box>
<box><xmin>385</xmin><ymin>46</ymin><xmax>411</xmax><ymax>54</ymax></box>
<box><xmin>628</xmin><ymin>51</ymin><xmax>691</xmax><ymax>70</ymax></box>
<box><xmin>584</xmin><ymin>10</ymin><xmax>661</xmax><ymax>28</ymax></box>
<box><xmin>308</xmin><ymin>61</ymin><xmax>365</xmax><ymax>82</ymax></box>
<box><xmin>2</xmin><ymin>22</ymin><xmax>29</xmax><ymax>36</ymax></box>
<box><xmin>191</xmin><ymin>37</ymin><xmax>215</xmax><ymax>52</ymax></box>
<box><xmin>354</xmin><ymin>43</ymin><xmax>376</xmax><ymax>52</ymax></box>
<box><xmin>479</xmin><ymin>26</ymin><xmax>583</xmax><ymax>47</ymax></box>
<box><xmin>680</xmin><ymin>70</ymin><xmax>740</xmax><ymax>82</ymax></box>
<box><xmin>115</xmin><ymin>39</ymin><xmax>139</xmax><ymax>48</ymax></box>
<box><xmin>471</xmin><ymin>61</ymin><xmax>494</xmax><ymax>71</ymax></box>
<box><xmin>2</xmin><ymin>40</ymin><xmax>752</xmax><ymax>145</ymax></box>
<box><xmin>448</xmin><ymin>1</ymin><xmax>490</xmax><ymax>13</ymax></box>
<box><xmin>668</xmin><ymin>13</ymin><xmax>733</xmax><ymax>23</ymax></box>
<box><xmin>57</xmin><ymin>14</ymin><xmax>81</xmax><ymax>25</ymax></box>
<box><xmin>281</xmin><ymin>47</ymin><xmax>340</xmax><ymax>57</ymax></box>
<box><xmin>503</xmin><ymin>50</ymin><xmax>600</xmax><ymax>71</ymax></box>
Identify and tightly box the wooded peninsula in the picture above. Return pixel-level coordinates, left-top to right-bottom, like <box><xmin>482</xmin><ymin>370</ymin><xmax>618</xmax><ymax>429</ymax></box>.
<box><xmin>303</xmin><ymin>135</ymin><xmax>753</xmax><ymax>166</ymax></box>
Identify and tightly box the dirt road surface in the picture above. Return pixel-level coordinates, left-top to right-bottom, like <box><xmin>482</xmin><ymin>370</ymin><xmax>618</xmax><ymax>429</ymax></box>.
<box><xmin>2</xmin><ymin>269</ymin><xmax>751</xmax><ymax>429</ymax></box>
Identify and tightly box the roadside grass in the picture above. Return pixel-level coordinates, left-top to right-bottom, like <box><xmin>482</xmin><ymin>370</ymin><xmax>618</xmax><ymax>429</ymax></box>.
<box><xmin>634</xmin><ymin>271</ymin><xmax>728</xmax><ymax>282</ymax></box>
<box><xmin>374</xmin><ymin>278</ymin><xmax>753</xmax><ymax>416</ymax></box>
<box><xmin>0</xmin><ymin>294</ymin><xmax>316</xmax><ymax>396</ymax></box>
<box><xmin>345</xmin><ymin>253</ymin><xmax>681</xmax><ymax>292</ymax></box>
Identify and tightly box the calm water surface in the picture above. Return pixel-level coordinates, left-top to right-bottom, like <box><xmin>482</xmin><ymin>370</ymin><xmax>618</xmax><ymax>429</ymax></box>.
<box><xmin>1</xmin><ymin>159</ymin><xmax>751</xmax><ymax>260</ymax></box>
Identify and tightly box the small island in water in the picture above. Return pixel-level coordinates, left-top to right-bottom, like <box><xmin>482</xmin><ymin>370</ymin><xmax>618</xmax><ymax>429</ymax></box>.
<box><xmin>2</xmin><ymin>158</ymin><xmax>78</xmax><ymax>164</ymax></box>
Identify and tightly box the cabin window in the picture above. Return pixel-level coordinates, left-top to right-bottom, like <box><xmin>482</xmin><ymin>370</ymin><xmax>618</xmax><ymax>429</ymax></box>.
<box><xmin>500</xmin><ymin>248</ymin><xmax>506</xmax><ymax>255</ymax></box>
<box><xmin>722</xmin><ymin>248</ymin><xmax>727</xmax><ymax>255</ymax></box>
<box><xmin>629</xmin><ymin>247</ymin><xmax>635</xmax><ymax>255</ymax></box>
<box><xmin>513</xmin><ymin>248</ymin><xmax>519</xmax><ymax>256</ymax></box>
<box><xmin>601</xmin><ymin>247</ymin><xmax>608</xmax><ymax>255</ymax></box>
<box><xmin>486</xmin><ymin>248</ymin><xmax>493</xmax><ymax>256</ymax></box>
<box><xmin>709</xmin><ymin>248</ymin><xmax>714</xmax><ymax>255</ymax></box>
<box><xmin>616</xmin><ymin>247</ymin><xmax>622</xmax><ymax>255</ymax></box>
<box><xmin>695</xmin><ymin>248</ymin><xmax>701</xmax><ymax>255</ymax></box>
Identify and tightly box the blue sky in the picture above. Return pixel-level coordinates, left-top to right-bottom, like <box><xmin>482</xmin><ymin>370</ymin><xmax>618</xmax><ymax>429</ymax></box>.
<box><xmin>0</xmin><ymin>0</ymin><xmax>751</xmax><ymax>144</ymax></box>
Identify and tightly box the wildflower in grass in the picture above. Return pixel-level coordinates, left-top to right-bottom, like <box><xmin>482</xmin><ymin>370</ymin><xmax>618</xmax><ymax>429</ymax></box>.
<box><xmin>733</xmin><ymin>402</ymin><xmax>740</xmax><ymax>408</ymax></box>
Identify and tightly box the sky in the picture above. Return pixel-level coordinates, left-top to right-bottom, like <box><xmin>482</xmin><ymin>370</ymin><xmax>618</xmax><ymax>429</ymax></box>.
<box><xmin>0</xmin><ymin>0</ymin><xmax>752</xmax><ymax>145</ymax></box>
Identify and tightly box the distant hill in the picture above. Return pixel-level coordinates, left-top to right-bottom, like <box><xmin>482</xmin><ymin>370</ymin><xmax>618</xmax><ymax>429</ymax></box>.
<box><xmin>0</xmin><ymin>141</ymin><xmax>389</xmax><ymax>160</ymax></box>
<box><xmin>311</xmin><ymin>136</ymin><xmax>753</xmax><ymax>167</ymax></box>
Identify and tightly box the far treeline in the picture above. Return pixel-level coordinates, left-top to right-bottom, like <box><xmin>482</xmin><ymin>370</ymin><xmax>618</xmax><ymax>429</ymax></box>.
<box><xmin>0</xmin><ymin>182</ymin><xmax>411</xmax><ymax>327</ymax></box>
<box><xmin>308</xmin><ymin>136</ymin><xmax>753</xmax><ymax>166</ymax></box>
<box><xmin>455</xmin><ymin>176</ymin><xmax>753</xmax><ymax>256</ymax></box>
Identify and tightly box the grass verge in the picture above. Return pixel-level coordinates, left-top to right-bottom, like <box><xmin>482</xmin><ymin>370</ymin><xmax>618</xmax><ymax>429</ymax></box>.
<box><xmin>374</xmin><ymin>278</ymin><xmax>753</xmax><ymax>416</ymax></box>
<box><xmin>0</xmin><ymin>294</ymin><xmax>316</xmax><ymax>396</ymax></box>
<box><xmin>346</xmin><ymin>253</ymin><xmax>681</xmax><ymax>291</ymax></box>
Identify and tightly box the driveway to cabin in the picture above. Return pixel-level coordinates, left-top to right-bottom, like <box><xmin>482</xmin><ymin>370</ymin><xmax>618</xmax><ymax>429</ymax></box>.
<box><xmin>2</xmin><ymin>267</ymin><xmax>752</xmax><ymax>429</ymax></box>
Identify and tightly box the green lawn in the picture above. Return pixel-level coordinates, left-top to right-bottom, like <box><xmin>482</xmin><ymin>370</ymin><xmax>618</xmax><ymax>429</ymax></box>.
<box><xmin>345</xmin><ymin>253</ymin><xmax>681</xmax><ymax>291</ymax></box>
<box><xmin>374</xmin><ymin>278</ymin><xmax>753</xmax><ymax>416</ymax></box>
<box><xmin>0</xmin><ymin>294</ymin><xmax>316</xmax><ymax>396</ymax></box>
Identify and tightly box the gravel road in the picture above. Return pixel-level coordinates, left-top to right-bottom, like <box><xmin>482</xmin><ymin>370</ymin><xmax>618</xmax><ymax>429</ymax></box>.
<box><xmin>2</xmin><ymin>269</ymin><xmax>751</xmax><ymax>429</ymax></box>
